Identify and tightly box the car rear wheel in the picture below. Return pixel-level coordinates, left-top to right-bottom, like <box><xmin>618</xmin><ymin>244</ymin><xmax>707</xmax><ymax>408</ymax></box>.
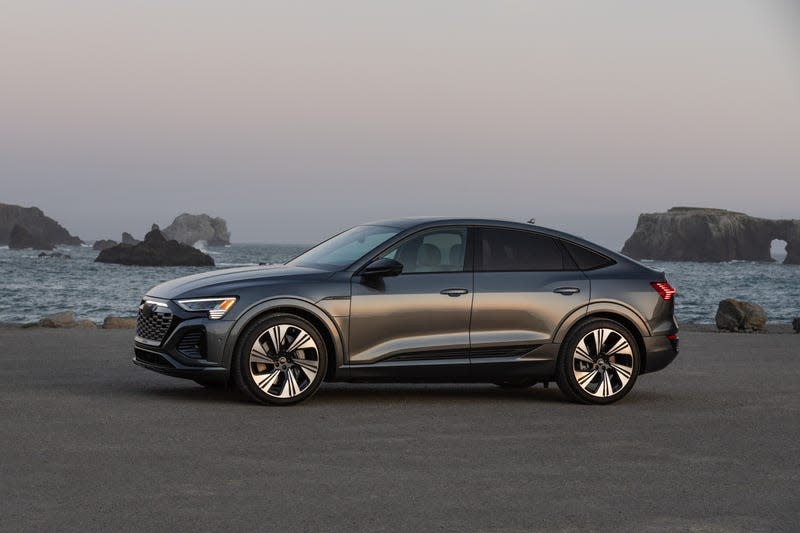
<box><xmin>233</xmin><ymin>314</ymin><xmax>328</xmax><ymax>405</ymax></box>
<box><xmin>556</xmin><ymin>318</ymin><xmax>640</xmax><ymax>405</ymax></box>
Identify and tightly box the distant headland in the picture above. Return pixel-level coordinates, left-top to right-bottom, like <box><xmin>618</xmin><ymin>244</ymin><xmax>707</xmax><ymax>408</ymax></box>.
<box><xmin>622</xmin><ymin>207</ymin><xmax>800</xmax><ymax>264</ymax></box>
<box><xmin>0</xmin><ymin>203</ymin><xmax>231</xmax><ymax>251</ymax></box>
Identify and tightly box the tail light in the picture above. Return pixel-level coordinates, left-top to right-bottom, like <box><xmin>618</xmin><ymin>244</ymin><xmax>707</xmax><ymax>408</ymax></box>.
<box><xmin>651</xmin><ymin>281</ymin><xmax>676</xmax><ymax>301</ymax></box>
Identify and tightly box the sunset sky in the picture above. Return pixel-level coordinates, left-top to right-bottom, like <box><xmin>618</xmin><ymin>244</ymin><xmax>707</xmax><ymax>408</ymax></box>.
<box><xmin>2</xmin><ymin>0</ymin><xmax>799</xmax><ymax>247</ymax></box>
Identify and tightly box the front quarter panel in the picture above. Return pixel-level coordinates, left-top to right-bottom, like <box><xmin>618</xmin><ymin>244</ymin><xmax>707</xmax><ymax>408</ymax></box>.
<box><xmin>221</xmin><ymin>294</ymin><xmax>347</xmax><ymax>376</ymax></box>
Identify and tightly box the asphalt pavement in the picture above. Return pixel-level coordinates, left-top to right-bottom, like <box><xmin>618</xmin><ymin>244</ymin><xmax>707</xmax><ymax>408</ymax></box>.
<box><xmin>1</xmin><ymin>328</ymin><xmax>798</xmax><ymax>532</ymax></box>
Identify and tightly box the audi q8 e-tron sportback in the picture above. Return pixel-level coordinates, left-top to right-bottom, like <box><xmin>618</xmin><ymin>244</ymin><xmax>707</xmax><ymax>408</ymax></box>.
<box><xmin>133</xmin><ymin>218</ymin><xmax>679</xmax><ymax>405</ymax></box>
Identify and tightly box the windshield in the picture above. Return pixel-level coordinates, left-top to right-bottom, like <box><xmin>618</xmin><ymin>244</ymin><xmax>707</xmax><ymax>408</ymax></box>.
<box><xmin>288</xmin><ymin>225</ymin><xmax>402</xmax><ymax>270</ymax></box>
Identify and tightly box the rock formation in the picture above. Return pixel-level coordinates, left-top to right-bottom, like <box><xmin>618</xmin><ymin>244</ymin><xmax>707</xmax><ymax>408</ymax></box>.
<box><xmin>622</xmin><ymin>207</ymin><xmax>800</xmax><ymax>264</ymax></box>
<box><xmin>38</xmin><ymin>252</ymin><xmax>71</xmax><ymax>259</ymax></box>
<box><xmin>9</xmin><ymin>224</ymin><xmax>55</xmax><ymax>250</ymax></box>
<box><xmin>0</xmin><ymin>203</ymin><xmax>81</xmax><ymax>246</ymax></box>
<box><xmin>93</xmin><ymin>239</ymin><xmax>118</xmax><ymax>251</ymax></box>
<box><xmin>38</xmin><ymin>311</ymin><xmax>96</xmax><ymax>329</ymax></box>
<box><xmin>95</xmin><ymin>225</ymin><xmax>215</xmax><ymax>267</ymax></box>
<box><xmin>121</xmin><ymin>232</ymin><xmax>140</xmax><ymax>245</ymax></box>
<box><xmin>162</xmin><ymin>213</ymin><xmax>231</xmax><ymax>246</ymax></box>
<box><xmin>715</xmin><ymin>299</ymin><xmax>768</xmax><ymax>332</ymax></box>
<box><xmin>102</xmin><ymin>316</ymin><xmax>137</xmax><ymax>329</ymax></box>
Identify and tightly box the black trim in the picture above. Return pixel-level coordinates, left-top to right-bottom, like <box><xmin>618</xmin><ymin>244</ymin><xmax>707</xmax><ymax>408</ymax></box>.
<box><xmin>469</xmin><ymin>345</ymin><xmax>539</xmax><ymax>358</ymax></box>
<box><xmin>386</xmin><ymin>349</ymin><xmax>468</xmax><ymax>361</ymax></box>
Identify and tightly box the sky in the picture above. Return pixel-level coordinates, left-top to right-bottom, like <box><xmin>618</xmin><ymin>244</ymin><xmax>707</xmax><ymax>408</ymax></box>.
<box><xmin>2</xmin><ymin>0</ymin><xmax>799</xmax><ymax>249</ymax></box>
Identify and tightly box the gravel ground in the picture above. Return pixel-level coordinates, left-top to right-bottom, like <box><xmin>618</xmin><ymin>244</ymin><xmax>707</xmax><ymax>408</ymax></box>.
<box><xmin>1</xmin><ymin>328</ymin><xmax>798</xmax><ymax>532</ymax></box>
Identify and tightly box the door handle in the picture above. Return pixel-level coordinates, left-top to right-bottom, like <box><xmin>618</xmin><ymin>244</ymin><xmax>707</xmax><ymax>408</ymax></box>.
<box><xmin>553</xmin><ymin>287</ymin><xmax>581</xmax><ymax>295</ymax></box>
<box><xmin>440</xmin><ymin>288</ymin><xmax>469</xmax><ymax>297</ymax></box>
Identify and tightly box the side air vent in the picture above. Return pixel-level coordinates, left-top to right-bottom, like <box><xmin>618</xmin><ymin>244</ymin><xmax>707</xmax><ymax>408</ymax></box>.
<box><xmin>177</xmin><ymin>329</ymin><xmax>206</xmax><ymax>359</ymax></box>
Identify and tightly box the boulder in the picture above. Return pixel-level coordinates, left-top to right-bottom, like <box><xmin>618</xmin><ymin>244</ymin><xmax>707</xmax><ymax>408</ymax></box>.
<box><xmin>622</xmin><ymin>207</ymin><xmax>800</xmax><ymax>264</ymax></box>
<box><xmin>0</xmin><ymin>203</ymin><xmax>81</xmax><ymax>246</ymax></box>
<box><xmin>793</xmin><ymin>318</ymin><xmax>800</xmax><ymax>334</ymax></box>
<box><xmin>77</xmin><ymin>319</ymin><xmax>98</xmax><ymax>329</ymax></box>
<box><xmin>121</xmin><ymin>232</ymin><xmax>140</xmax><ymax>245</ymax></box>
<box><xmin>9</xmin><ymin>224</ymin><xmax>54</xmax><ymax>250</ymax></box>
<box><xmin>103</xmin><ymin>316</ymin><xmax>137</xmax><ymax>329</ymax></box>
<box><xmin>39</xmin><ymin>311</ymin><xmax>76</xmax><ymax>328</ymax></box>
<box><xmin>95</xmin><ymin>225</ymin><xmax>215</xmax><ymax>267</ymax></box>
<box><xmin>38</xmin><ymin>252</ymin><xmax>71</xmax><ymax>259</ymax></box>
<box><xmin>162</xmin><ymin>213</ymin><xmax>231</xmax><ymax>246</ymax></box>
<box><xmin>715</xmin><ymin>299</ymin><xmax>768</xmax><ymax>332</ymax></box>
<box><xmin>93</xmin><ymin>239</ymin><xmax>118</xmax><ymax>251</ymax></box>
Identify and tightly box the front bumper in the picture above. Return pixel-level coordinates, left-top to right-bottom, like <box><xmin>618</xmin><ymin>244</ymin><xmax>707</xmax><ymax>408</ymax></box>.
<box><xmin>641</xmin><ymin>333</ymin><xmax>679</xmax><ymax>374</ymax></box>
<box><xmin>133</xmin><ymin>297</ymin><xmax>233</xmax><ymax>383</ymax></box>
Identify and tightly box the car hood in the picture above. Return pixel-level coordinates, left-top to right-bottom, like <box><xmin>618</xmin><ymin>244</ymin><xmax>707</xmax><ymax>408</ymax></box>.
<box><xmin>146</xmin><ymin>265</ymin><xmax>334</xmax><ymax>300</ymax></box>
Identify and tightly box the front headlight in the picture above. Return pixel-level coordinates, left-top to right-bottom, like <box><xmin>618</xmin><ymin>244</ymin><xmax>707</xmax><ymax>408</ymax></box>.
<box><xmin>175</xmin><ymin>297</ymin><xmax>237</xmax><ymax>319</ymax></box>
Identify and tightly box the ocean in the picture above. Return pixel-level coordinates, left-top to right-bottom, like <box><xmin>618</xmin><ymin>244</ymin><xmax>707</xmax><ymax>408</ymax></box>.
<box><xmin>0</xmin><ymin>244</ymin><xmax>798</xmax><ymax>325</ymax></box>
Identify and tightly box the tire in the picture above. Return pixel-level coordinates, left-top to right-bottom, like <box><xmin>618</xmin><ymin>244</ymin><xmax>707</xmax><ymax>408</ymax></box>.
<box><xmin>493</xmin><ymin>378</ymin><xmax>536</xmax><ymax>389</ymax></box>
<box><xmin>232</xmin><ymin>313</ymin><xmax>328</xmax><ymax>405</ymax></box>
<box><xmin>555</xmin><ymin>318</ymin><xmax>640</xmax><ymax>405</ymax></box>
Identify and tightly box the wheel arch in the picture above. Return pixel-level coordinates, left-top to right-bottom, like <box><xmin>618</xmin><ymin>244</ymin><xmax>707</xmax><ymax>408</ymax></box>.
<box><xmin>554</xmin><ymin>302</ymin><xmax>650</xmax><ymax>371</ymax></box>
<box><xmin>223</xmin><ymin>298</ymin><xmax>345</xmax><ymax>381</ymax></box>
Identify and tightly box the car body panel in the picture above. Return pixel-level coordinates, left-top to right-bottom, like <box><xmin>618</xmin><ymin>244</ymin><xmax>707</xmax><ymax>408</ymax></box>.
<box><xmin>470</xmin><ymin>271</ymin><xmax>590</xmax><ymax>350</ymax></box>
<box><xmin>348</xmin><ymin>272</ymin><xmax>473</xmax><ymax>373</ymax></box>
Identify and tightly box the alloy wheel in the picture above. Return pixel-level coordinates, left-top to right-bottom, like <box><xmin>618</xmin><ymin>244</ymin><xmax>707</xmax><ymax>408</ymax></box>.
<box><xmin>248</xmin><ymin>324</ymin><xmax>321</xmax><ymax>399</ymax></box>
<box><xmin>572</xmin><ymin>328</ymin><xmax>634</xmax><ymax>398</ymax></box>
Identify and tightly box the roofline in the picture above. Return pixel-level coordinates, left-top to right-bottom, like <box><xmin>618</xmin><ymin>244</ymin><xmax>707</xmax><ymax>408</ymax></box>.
<box><xmin>360</xmin><ymin>216</ymin><xmax>632</xmax><ymax>264</ymax></box>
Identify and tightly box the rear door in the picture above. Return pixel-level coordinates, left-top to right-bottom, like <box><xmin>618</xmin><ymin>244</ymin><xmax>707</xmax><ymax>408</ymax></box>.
<box><xmin>470</xmin><ymin>227</ymin><xmax>590</xmax><ymax>373</ymax></box>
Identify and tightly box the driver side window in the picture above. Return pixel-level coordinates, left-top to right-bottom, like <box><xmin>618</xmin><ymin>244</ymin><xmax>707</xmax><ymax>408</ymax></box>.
<box><xmin>382</xmin><ymin>228</ymin><xmax>467</xmax><ymax>274</ymax></box>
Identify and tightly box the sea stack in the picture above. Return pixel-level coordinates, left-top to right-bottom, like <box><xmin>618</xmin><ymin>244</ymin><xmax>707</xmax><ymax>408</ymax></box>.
<box><xmin>95</xmin><ymin>225</ymin><xmax>215</xmax><ymax>267</ymax></box>
<box><xmin>162</xmin><ymin>213</ymin><xmax>231</xmax><ymax>246</ymax></box>
<box><xmin>622</xmin><ymin>207</ymin><xmax>800</xmax><ymax>264</ymax></box>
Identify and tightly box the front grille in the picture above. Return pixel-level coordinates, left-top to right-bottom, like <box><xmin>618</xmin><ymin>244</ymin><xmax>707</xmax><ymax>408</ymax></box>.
<box><xmin>136</xmin><ymin>305</ymin><xmax>174</xmax><ymax>344</ymax></box>
<box><xmin>177</xmin><ymin>329</ymin><xmax>206</xmax><ymax>359</ymax></box>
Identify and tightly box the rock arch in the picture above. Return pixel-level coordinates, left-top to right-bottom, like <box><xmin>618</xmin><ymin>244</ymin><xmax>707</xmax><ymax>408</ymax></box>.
<box><xmin>621</xmin><ymin>207</ymin><xmax>800</xmax><ymax>264</ymax></box>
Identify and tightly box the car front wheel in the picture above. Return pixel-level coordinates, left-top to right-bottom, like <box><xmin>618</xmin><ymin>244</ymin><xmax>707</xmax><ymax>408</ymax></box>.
<box><xmin>233</xmin><ymin>314</ymin><xmax>328</xmax><ymax>405</ymax></box>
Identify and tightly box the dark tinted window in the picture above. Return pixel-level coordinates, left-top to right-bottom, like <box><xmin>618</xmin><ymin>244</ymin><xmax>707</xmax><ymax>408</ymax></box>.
<box><xmin>478</xmin><ymin>228</ymin><xmax>564</xmax><ymax>271</ymax></box>
<box><xmin>561</xmin><ymin>240</ymin><xmax>614</xmax><ymax>270</ymax></box>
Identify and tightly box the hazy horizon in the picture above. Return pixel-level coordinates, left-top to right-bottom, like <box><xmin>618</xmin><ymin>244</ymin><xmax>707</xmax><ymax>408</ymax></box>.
<box><xmin>3</xmin><ymin>1</ymin><xmax>799</xmax><ymax>250</ymax></box>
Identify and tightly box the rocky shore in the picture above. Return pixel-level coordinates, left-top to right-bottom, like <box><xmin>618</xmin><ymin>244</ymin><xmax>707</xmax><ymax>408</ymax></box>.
<box><xmin>0</xmin><ymin>312</ymin><xmax>137</xmax><ymax>330</ymax></box>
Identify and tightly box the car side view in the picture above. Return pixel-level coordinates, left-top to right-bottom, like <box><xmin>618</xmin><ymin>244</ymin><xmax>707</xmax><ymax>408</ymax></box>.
<box><xmin>133</xmin><ymin>218</ymin><xmax>679</xmax><ymax>405</ymax></box>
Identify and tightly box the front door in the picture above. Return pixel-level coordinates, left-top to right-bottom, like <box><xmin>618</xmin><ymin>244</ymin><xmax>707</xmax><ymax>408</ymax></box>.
<box><xmin>348</xmin><ymin>227</ymin><xmax>472</xmax><ymax>379</ymax></box>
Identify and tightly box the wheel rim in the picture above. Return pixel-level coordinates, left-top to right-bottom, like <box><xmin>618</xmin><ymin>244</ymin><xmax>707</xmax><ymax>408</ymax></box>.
<box><xmin>249</xmin><ymin>324</ymin><xmax>320</xmax><ymax>399</ymax></box>
<box><xmin>572</xmin><ymin>328</ymin><xmax>634</xmax><ymax>398</ymax></box>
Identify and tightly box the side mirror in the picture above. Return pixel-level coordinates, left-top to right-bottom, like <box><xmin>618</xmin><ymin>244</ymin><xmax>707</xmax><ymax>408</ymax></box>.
<box><xmin>362</xmin><ymin>257</ymin><xmax>403</xmax><ymax>277</ymax></box>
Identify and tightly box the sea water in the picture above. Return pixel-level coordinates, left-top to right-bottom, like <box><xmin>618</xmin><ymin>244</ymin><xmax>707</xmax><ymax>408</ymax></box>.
<box><xmin>0</xmin><ymin>245</ymin><xmax>798</xmax><ymax>324</ymax></box>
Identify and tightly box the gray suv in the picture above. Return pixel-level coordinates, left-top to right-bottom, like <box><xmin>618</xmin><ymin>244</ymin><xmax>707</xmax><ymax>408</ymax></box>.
<box><xmin>133</xmin><ymin>218</ymin><xmax>679</xmax><ymax>405</ymax></box>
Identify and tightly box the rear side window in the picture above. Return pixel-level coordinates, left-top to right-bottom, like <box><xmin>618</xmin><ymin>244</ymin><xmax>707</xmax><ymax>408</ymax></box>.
<box><xmin>477</xmin><ymin>228</ymin><xmax>566</xmax><ymax>271</ymax></box>
<box><xmin>561</xmin><ymin>240</ymin><xmax>614</xmax><ymax>270</ymax></box>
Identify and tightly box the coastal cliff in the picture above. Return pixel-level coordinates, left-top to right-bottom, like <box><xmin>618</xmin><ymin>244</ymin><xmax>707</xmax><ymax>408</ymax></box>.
<box><xmin>162</xmin><ymin>213</ymin><xmax>231</xmax><ymax>246</ymax></box>
<box><xmin>621</xmin><ymin>207</ymin><xmax>800</xmax><ymax>264</ymax></box>
<box><xmin>0</xmin><ymin>203</ymin><xmax>81</xmax><ymax>246</ymax></box>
